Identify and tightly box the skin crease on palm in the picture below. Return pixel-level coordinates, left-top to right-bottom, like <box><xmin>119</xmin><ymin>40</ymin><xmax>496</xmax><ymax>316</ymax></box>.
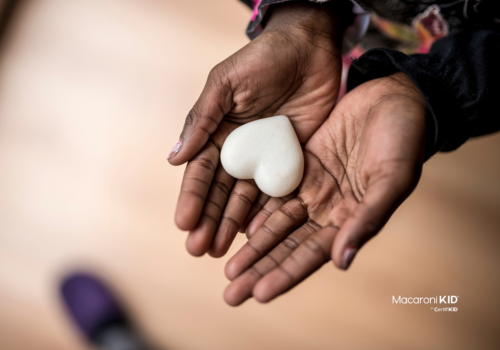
<box><xmin>168</xmin><ymin>3</ymin><xmax>429</xmax><ymax>305</ymax></box>
<box><xmin>223</xmin><ymin>73</ymin><xmax>428</xmax><ymax>306</ymax></box>
<box><xmin>169</xmin><ymin>3</ymin><xmax>348</xmax><ymax>257</ymax></box>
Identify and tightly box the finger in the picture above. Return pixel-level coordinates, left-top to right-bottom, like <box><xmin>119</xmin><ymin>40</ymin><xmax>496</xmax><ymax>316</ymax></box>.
<box><xmin>185</xmin><ymin>164</ymin><xmax>235</xmax><ymax>256</ymax></box>
<box><xmin>332</xmin><ymin>170</ymin><xmax>416</xmax><ymax>270</ymax></box>
<box><xmin>168</xmin><ymin>65</ymin><xmax>233</xmax><ymax>165</ymax></box>
<box><xmin>174</xmin><ymin>122</ymin><xmax>237</xmax><ymax>232</ymax></box>
<box><xmin>253</xmin><ymin>225</ymin><xmax>338</xmax><ymax>303</ymax></box>
<box><xmin>245</xmin><ymin>194</ymin><xmax>296</xmax><ymax>238</ymax></box>
<box><xmin>208</xmin><ymin>180</ymin><xmax>261</xmax><ymax>258</ymax></box>
<box><xmin>239</xmin><ymin>192</ymin><xmax>270</xmax><ymax>235</ymax></box>
<box><xmin>224</xmin><ymin>197</ymin><xmax>308</xmax><ymax>280</ymax></box>
<box><xmin>224</xmin><ymin>220</ymin><xmax>320</xmax><ymax>306</ymax></box>
<box><xmin>174</xmin><ymin>141</ymin><xmax>219</xmax><ymax>231</ymax></box>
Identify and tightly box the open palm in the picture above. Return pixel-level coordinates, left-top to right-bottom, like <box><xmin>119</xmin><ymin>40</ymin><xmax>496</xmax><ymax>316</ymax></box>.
<box><xmin>223</xmin><ymin>73</ymin><xmax>428</xmax><ymax>305</ymax></box>
<box><xmin>169</xmin><ymin>4</ymin><xmax>348</xmax><ymax>257</ymax></box>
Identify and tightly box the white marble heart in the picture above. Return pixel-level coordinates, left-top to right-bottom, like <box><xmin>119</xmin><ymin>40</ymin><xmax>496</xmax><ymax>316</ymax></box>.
<box><xmin>220</xmin><ymin>116</ymin><xmax>304</xmax><ymax>197</ymax></box>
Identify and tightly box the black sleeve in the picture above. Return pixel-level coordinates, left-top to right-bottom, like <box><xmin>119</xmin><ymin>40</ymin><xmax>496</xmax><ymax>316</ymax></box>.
<box><xmin>239</xmin><ymin>0</ymin><xmax>253</xmax><ymax>10</ymax></box>
<box><xmin>346</xmin><ymin>24</ymin><xmax>500</xmax><ymax>161</ymax></box>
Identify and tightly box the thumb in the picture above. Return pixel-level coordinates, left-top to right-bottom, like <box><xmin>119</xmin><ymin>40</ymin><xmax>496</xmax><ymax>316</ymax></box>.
<box><xmin>331</xmin><ymin>165</ymin><xmax>420</xmax><ymax>270</ymax></box>
<box><xmin>168</xmin><ymin>66</ymin><xmax>233</xmax><ymax>165</ymax></box>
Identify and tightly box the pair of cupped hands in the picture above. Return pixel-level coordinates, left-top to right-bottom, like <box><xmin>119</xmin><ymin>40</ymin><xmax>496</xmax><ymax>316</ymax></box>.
<box><xmin>168</xmin><ymin>3</ymin><xmax>428</xmax><ymax>306</ymax></box>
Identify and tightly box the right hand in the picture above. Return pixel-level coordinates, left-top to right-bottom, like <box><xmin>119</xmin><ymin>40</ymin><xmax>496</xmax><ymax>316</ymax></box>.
<box><xmin>223</xmin><ymin>72</ymin><xmax>428</xmax><ymax>305</ymax></box>
<box><xmin>168</xmin><ymin>2</ymin><xmax>351</xmax><ymax>257</ymax></box>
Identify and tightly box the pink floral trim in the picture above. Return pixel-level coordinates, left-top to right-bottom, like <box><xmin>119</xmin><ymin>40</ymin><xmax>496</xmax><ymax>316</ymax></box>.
<box><xmin>338</xmin><ymin>46</ymin><xmax>365</xmax><ymax>101</ymax></box>
<box><xmin>251</xmin><ymin>0</ymin><xmax>262</xmax><ymax>21</ymax></box>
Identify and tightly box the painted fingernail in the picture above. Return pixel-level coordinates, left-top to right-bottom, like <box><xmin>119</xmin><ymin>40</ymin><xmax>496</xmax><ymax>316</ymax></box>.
<box><xmin>342</xmin><ymin>246</ymin><xmax>357</xmax><ymax>270</ymax></box>
<box><xmin>168</xmin><ymin>139</ymin><xmax>182</xmax><ymax>159</ymax></box>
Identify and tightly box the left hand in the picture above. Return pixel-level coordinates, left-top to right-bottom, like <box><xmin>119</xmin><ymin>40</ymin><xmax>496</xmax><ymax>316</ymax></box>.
<box><xmin>170</xmin><ymin>2</ymin><xmax>350</xmax><ymax>258</ymax></box>
<box><xmin>223</xmin><ymin>72</ymin><xmax>429</xmax><ymax>306</ymax></box>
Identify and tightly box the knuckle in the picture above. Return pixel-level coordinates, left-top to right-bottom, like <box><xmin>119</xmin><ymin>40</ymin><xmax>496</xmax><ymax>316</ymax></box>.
<box><xmin>221</xmin><ymin>215</ymin><xmax>240</xmax><ymax>230</ymax></box>
<box><xmin>303</xmin><ymin>237</ymin><xmax>328</xmax><ymax>261</ymax></box>
<box><xmin>208</xmin><ymin>63</ymin><xmax>223</xmax><ymax>80</ymax></box>
<box><xmin>184</xmin><ymin>175</ymin><xmax>210</xmax><ymax>189</ymax></box>
<box><xmin>302</xmin><ymin>220</ymin><xmax>321</xmax><ymax>235</ymax></box>
<box><xmin>191</xmin><ymin>156</ymin><xmax>216</xmax><ymax>173</ymax></box>
<box><xmin>260</xmin><ymin>224</ymin><xmax>281</xmax><ymax>240</ymax></box>
<box><xmin>187</xmin><ymin>103</ymin><xmax>204</xmax><ymax>124</ymax></box>
<box><xmin>265</xmin><ymin>253</ymin><xmax>280</xmax><ymax>268</ymax></box>
<box><xmin>201</xmin><ymin>212</ymin><xmax>219</xmax><ymax>225</ymax></box>
<box><xmin>212</xmin><ymin>180</ymin><xmax>231</xmax><ymax>197</ymax></box>
<box><xmin>247</xmin><ymin>240</ymin><xmax>264</xmax><ymax>258</ymax></box>
<box><xmin>208</xmin><ymin>62</ymin><xmax>230</xmax><ymax>87</ymax></box>
<box><xmin>180</xmin><ymin>189</ymin><xmax>204</xmax><ymax>201</ymax></box>
<box><xmin>231</xmin><ymin>190</ymin><xmax>253</xmax><ymax>207</ymax></box>
<box><xmin>184</xmin><ymin>109</ymin><xmax>196</xmax><ymax>127</ymax></box>
<box><xmin>282</xmin><ymin>236</ymin><xmax>300</xmax><ymax>251</ymax></box>
<box><xmin>250</xmin><ymin>265</ymin><xmax>264</xmax><ymax>278</ymax></box>
<box><xmin>278</xmin><ymin>206</ymin><xmax>295</xmax><ymax>221</ymax></box>
<box><xmin>260</xmin><ymin>208</ymin><xmax>273</xmax><ymax>218</ymax></box>
<box><xmin>292</xmin><ymin>197</ymin><xmax>308</xmax><ymax>215</ymax></box>
<box><xmin>206</xmin><ymin>199</ymin><xmax>224</xmax><ymax>214</ymax></box>
<box><xmin>278</xmin><ymin>198</ymin><xmax>307</xmax><ymax>224</ymax></box>
<box><xmin>278</xmin><ymin>264</ymin><xmax>296</xmax><ymax>282</ymax></box>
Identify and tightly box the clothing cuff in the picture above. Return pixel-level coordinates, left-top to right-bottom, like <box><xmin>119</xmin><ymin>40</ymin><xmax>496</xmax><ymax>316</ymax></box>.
<box><xmin>245</xmin><ymin>0</ymin><xmax>370</xmax><ymax>54</ymax></box>
<box><xmin>346</xmin><ymin>49</ymin><xmax>457</xmax><ymax>161</ymax></box>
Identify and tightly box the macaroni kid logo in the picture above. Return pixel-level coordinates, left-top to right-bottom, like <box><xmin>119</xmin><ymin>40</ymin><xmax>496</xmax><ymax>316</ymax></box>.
<box><xmin>392</xmin><ymin>295</ymin><xmax>459</xmax><ymax>312</ymax></box>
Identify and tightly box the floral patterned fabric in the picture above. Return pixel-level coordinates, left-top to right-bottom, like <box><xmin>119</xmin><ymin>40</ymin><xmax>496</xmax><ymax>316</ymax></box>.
<box><xmin>239</xmin><ymin>0</ymin><xmax>500</xmax><ymax>99</ymax></box>
<box><xmin>240</xmin><ymin>0</ymin><xmax>500</xmax><ymax>53</ymax></box>
<box><xmin>237</xmin><ymin>0</ymin><xmax>500</xmax><ymax>157</ymax></box>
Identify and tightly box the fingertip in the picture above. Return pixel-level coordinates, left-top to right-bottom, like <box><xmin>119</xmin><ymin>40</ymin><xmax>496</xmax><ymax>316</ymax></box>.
<box><xmin>331</xmin><ymin>220</ymin><xmax>363</xmax><ymax>270</ymax></box>
<box><xmin>223</xmin><ymin>282</ymin><xmax>250</xmax><ymax>307</ymax></box>
<box><xmin>225</xmin><ymin>266</ymin><xmax>263</xmax><ymax>306</ymax></box>
<box><xmin>332</xmin><ymin>244</ymin><xmax>358</xmax><ymax>271</ymax></box>
<box><xmin>167</xmin><ymin>137</ymin><xmax>199</xmax><ymax>166</ymax></box>
<box><xmin>331</xmin><ymin>254</ymin><xmax>343</xmax><ymax>270</ymax></box>
<box><xmin>168</xmin><ymin>145</ymin><xmax>197</xmax><ymax>166</ymax></box>
<box><xmin>185</xmin><ymin>233</ymin><xmax>208</xmax><ymax>257</ymax></box>
<box><xmin>331</xmin><ymin>225</ymin><xmax>353</xmax><ymax>269</ymax></box>
<box><xmin>175</xmin><ymin>209</ymin><xmax>198</xmax><ymax>232</ymax></box>
<box><xmin>245</xmin><ymin>218</ymin><xmax>262</xmax><ymax>238</ymax></box>
<box><xmin>225</xmin><ymin>244</ymin><xmax>260</xmax><ymax>280</ymax></box>
<box><xmin>332</xmin><ymin>174</ymin><xmax>413</xmax><ymax>268</ymax></box>
<box><xmin>175</xmin><ymin>192</ymin><xmax>206</xmax><ymax>232</ymax></box>
<box><xmin>341</xmin><ymin>246</ymin><xmax>358</xmax><ymax>270</ymax></box>
<box><xmin>186</xmin><ymin>246</ymin><xmax>206</xmax><ymax>258</ymax></box>
<box><xmin>253</xmin><ymin>272</ymin><xmax>286</xmax><ymax>304</ymax></box>
<box><xmin>252</xmin><ymin>283</ymin><xmax>272</xmax><ymax>304</ymax></box>
<box><xmin>167</xmin><ymin>157</ymin><xmax>185</xmax><ymax>167</ymax></box>
<box><xmin>331</xmin><ymin>236</ymin><xmax>344</xmax><ymax>269</ymax></box>
<box><xmin>223</xmin><ymin>288</ymin><xmax>241</xmax><ymax>307</ymax></box>
<box><xmin>167</xmin><ymin>141</ymin><xmax>185</xmax><ymax>165</ymax></box>
<box><xmin>245</xmin><ymin>224</ymin><xmax>256</xmax><ymax>238</ymax></box>
<box><xmin>224</xmin><ymin>259</ymin><xmax>239</xmax><ymax>281</ymax></box>
<box><xmin>207</xmin><ymin>245</ymin><xmax>229</xmax><ymax>258</ymax></box>
<box><xmin>167</xmin><ymin>129</ymin><xmax>213</xmax><ymax>166</ymax></box>
<box><xmin>208</xmin><ymin>225</ymin><xmax>236</xmax><ymax>258</ymax></box>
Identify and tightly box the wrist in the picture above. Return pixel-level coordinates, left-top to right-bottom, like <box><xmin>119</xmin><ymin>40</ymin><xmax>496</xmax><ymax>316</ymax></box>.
<box><xmin>263</xmin><ymin>1</ymin><xmax>353</xmax><ymax>46</ymax></box>
<box><xmin>387</xmin><ymin>72</ymin><xmax>427</xmax><ymax>108</ymax></box>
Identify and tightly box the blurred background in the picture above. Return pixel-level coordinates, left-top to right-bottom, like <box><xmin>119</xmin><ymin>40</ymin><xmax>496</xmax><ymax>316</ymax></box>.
<box><xmin>0</xmin><ymin>0</ymin><xmax>499</xmax><ymax>349</ymax></box>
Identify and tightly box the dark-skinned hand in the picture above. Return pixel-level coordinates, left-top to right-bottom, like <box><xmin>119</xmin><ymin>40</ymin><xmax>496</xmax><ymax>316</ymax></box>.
<box><xmin>223</xmin><ymin>72</ymin><xmax>428</xmax><ymax>306</ymax></box>
<box><xmin>168</xmin><ymin>3</ymin><xmax>351</xmax><ymax>257</ymax></box>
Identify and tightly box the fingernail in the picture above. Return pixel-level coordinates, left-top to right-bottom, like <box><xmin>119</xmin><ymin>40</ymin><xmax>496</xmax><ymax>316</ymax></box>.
<box><xmin>342</xmin><ymin>246</ymin><xmax>357</xmax><ymax>270</ymax></box>
<box><xmin>168</xmin><ymin>139</ymin><xmax>182</xmax><ymax>159</ymax></box>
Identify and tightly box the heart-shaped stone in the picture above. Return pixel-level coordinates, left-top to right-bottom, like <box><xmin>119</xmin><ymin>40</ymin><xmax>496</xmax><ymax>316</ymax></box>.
<box><xmin>220</xmin><ymin>116</ymin><xmax>304</xmax><ymax>197</ymax></box>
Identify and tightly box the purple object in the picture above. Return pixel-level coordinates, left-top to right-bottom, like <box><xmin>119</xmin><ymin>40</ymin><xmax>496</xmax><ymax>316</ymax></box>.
<box><xmin>61</xmin><ymin>273</ymin><xmax>127</xmax><ymax>340</ymax></box>
<box><xmin>60</xmin><ymin>272</ymin><xmax>156</xmax><ymax>350</ymax></box>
